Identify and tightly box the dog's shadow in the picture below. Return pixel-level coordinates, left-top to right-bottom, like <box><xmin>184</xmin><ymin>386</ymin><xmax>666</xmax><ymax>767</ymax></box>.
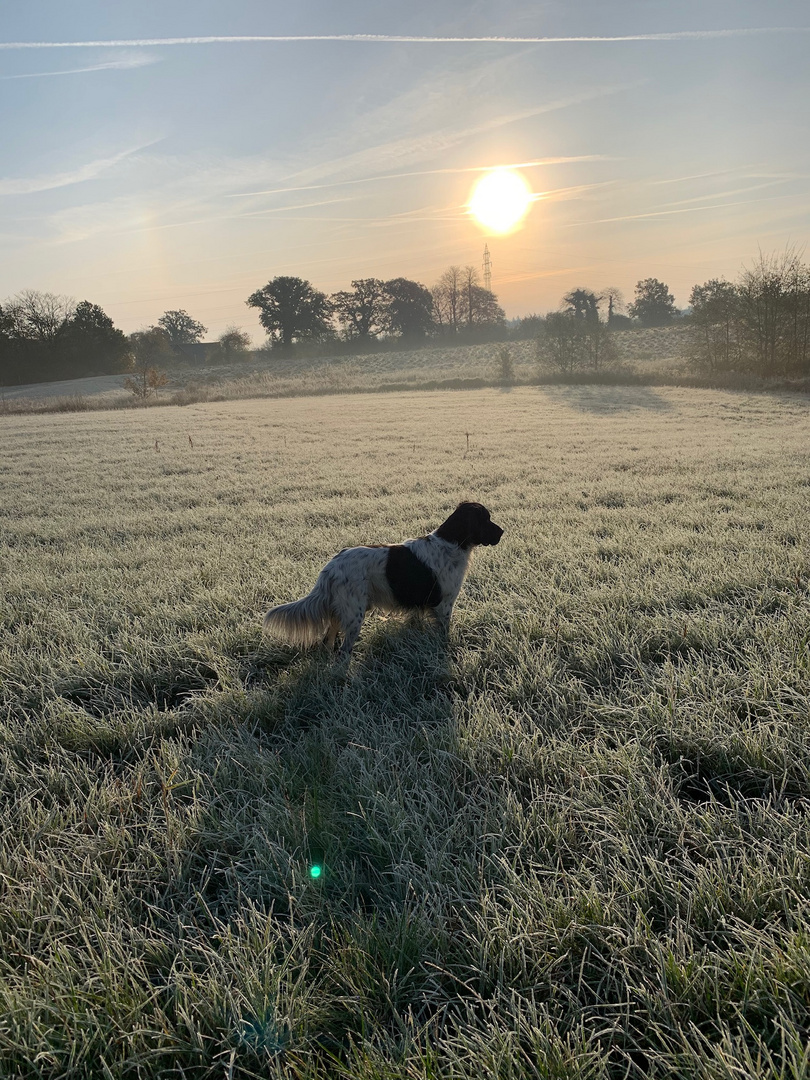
<box><xmin>253</xmin><ymin>614</ymin><xmax>452</xmax><ymax>700</ymax></box>
<box><xmin>182</xmin><ymin>616</ymin><xmax>457</xmax><ymax>920</ymax></box>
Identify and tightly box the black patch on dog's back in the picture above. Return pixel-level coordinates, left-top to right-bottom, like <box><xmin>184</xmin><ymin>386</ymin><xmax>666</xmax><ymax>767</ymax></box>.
<box><xmin>385</xmin><ymin>545</ymin><xmax>443</xmax><ymax>609</ymax></box>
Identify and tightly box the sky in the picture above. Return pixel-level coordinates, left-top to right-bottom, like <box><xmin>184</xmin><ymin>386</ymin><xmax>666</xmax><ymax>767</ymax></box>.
<box><xmin>1</xmin><ymin>0</ymin><xmax>808</xmax><ymax>341</ymax></box>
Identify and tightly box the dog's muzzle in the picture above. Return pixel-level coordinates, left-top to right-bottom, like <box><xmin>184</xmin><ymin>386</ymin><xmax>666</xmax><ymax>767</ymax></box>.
<box><xmin>486</xmin><ymin>523</ymin><xmax>504</xmax><ymax>545</ymax></box>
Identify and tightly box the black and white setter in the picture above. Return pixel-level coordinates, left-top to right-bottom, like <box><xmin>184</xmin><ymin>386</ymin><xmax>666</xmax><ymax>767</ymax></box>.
<box><xmin>263</xmin><ymin>502</ymin><xmax>503</xmax><ymax>658</ymax></box>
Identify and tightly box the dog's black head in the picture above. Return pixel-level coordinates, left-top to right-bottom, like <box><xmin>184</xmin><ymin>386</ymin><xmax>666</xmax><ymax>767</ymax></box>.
<box><xmin>434</xmin><ymin>502</ymin><xmax>503</xmax><ymax>549</ymax></box>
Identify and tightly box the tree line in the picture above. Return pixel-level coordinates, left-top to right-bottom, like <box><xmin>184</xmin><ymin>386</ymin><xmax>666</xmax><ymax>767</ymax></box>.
<box><xmin>2</xmin><ymin>248</ymin><xmax>808</xmax><ymax>387</ymax></box>
<box><xmin>0</xmin><ymin>296</ymin><xmax>251</xmax><ymax>388</ymax></box>
<box><xmin>687</xmin><ymin>249</ymin><xmax>810</xmax><ymax>376</ymax></box>
<box><xmin>245</xmin><ymin>265</ymin><xmax>506</xmax><ymax>350</ymax></box>
<box><xmin>536</xmin><ymin>251</ymin><xmax>810</xmax><ymax>378</ymax></box>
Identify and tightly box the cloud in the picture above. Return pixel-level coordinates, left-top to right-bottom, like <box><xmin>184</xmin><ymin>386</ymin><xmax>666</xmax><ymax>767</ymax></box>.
<box><xmin>271</xmin><ymin>84</ymin><xmax>639</xmax><ymax>194</ymax></box>
<box><xmin>0</xmin><ymin>29</ymin><xmax>807</xmax><ymax>49</ymax></box>
<box><xmin>0</xmin><ymin>143</ymin><xmax>157</xmax><ymax>196</ymax></box>
<box><xmin>567</xmin><ymin>192</ymin><xmax>805</xmax><ymax>227</ymax></box>
<box><xmin>661</xmin><ymin>179</ymin><xmax>792</xmax><ymax>208</ymax></box>
<box><xmin>227</xmin><ymin>156</ymin><xmax>615</xmax><ymax>200</ymax></box>
<box><xmin>0</xmin><ymin>52</ymin><xmax>157</xmax><ymax>79</ymax></box>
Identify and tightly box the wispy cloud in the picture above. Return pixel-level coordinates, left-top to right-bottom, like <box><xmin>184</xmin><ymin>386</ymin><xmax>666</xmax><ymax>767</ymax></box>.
<box><xmin>0</xmin><ymin>52</ymin><xmax>157</xmax><ymax>79</ymax></box>
<box><xmin>0</xmin><ymin>29</ymin><xmax>807</xmax><ymax>49</ymax></box>
<box><xmin>273</xmin><ymin>83</ymin><xmax>639</xmax><ymax>193</ymax></box>
<box><xmin>649</xmin><ymin>167</ymin><xmax>752</xmax><ymax>186</ymax></box>
<box><xmin>567</xmin><ymin>192</ymin><xmax>806</xmax><ymax>227</ymax></box>
<box><xmin>0</xmin><ymin>143</ymin><xmax>157</xmax><ymax>196</ymax></box>
<box><xmin>661</xmin><ymin>179</ymin><xmax>791</xmax><ymax>207</ymax></box>
<box><xmin>227</xmin><ymin>156</ymin><xmax>615</xmax><ymax>200</ymax></box>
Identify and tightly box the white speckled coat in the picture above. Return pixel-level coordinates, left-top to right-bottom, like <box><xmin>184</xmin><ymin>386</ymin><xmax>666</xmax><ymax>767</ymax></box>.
<box><xmin>262</xmin><ymin>502</ymin><xmax>503</xmax><ymax>659</ymax></box>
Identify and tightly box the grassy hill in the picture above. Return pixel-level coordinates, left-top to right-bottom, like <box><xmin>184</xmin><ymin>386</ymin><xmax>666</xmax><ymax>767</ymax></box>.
<box><xmin>1</xmin><ymin>384</ymin><xmax>809</xmax><ymax>1076</ymax></box>
<box><xmin>2</xmin><ymin>326</ymin><xmax>697</xmax><ymax>413</ymax></box>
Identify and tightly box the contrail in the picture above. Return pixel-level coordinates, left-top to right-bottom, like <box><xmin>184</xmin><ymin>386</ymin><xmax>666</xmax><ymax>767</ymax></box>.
<box><xmin>227</xmin><ymin>157</ymin><xmax>615</xmax><ymax>200</ymax></box>
<box><xmin>0</xmin><ymin>55</ymin><xmax>156</xmax><ymax>78</ymax></box>
<box><xmin>0</xmin><ymin>142</ymin><xmax>156</xmax><ymax>196</ymax></box>
<box><xmin>0</xmin><ymin>29</ymin><xmax>806</xmax><ymax>49</ymax></box>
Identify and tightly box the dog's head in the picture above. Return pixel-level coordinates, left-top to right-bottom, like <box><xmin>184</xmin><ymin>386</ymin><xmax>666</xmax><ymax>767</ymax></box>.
<box><xmin>435</xmin><ymin>502</ymin><xmax>503</xmax><ymax>549</ymax></box>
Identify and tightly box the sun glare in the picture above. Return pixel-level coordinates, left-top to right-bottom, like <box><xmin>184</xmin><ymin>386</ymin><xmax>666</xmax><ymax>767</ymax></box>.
<box><xmin>468</xmin><ymin>168</ymin><xmax>533</xmax><ymax>234</ymax></box>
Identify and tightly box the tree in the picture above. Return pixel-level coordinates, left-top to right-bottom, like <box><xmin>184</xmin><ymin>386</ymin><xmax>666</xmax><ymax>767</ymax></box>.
<box><xmin>432</xmin><ymin>265</ymin><xmax>505</xmax><ymax>335</ymax></box>
<box><xmin>562</xmin><ymin>288</ymin><xmax>600</xmax><ymax>324</ymax></box>
<box><xmin>157</xmin><ymin>310</ymin><xmax>207</xmax><ymax>350</ymax></box>
<box><xmin>432</xmin><ymin>266</ymin><xmax>463</xmax><ymax>334</ymax></box>
<box><xmin>246</xmin><ymin>276</ymin><xmax>333</xmax><ymax>350</ymax></box>
<box><xmin>461</xmin><ymin>266</ymin><xmax>480</xmax><ymax>329</ymax></box>
<box><xmin>0</xmin><ymin>291</ymin><xmax>131</xmax><ymax>384</ymax></box>
<box><xmin>59</xmin><ymin>301</ymin><xmax>131</xmax><ymax>375</ymax></box>
<box><xmin>331</xmin><ymin>278</ymin><xmax>387</xmax><ymax>341</ymax></box>
<box><xmin>383</xmin><ymin>278</ymin><xmax>434</xmax><ymax>339</ymax></box>
<box><xmin>541</xmin><ymin>312</ymin><xmax>582</xmax><ymax>373</ymax></box>
<box><xmin>463</xmin><ymin>285</ymin><xmax>506</xmax><ymax>331</ymax></box>
<box><xmin>689</xmin><ymin>279</ymin><xmax>741</xmax><ymax>372</ymax></box>
<box><xmin>628</xmin><ymin>278</ymin><xmax>677</xmax><ymax>326</ymax></box>
<box><xmin>600</xmin><ymin>286</ymin><xmax>625</xmax><ymax>326</ymax></box>
<box><xmin>124</xmin><ymin>327</ymin><xmax>172</xmax><ymax>399</ymax></box>
<box><xmin>5</xmin><ymin>289</ymin><xmax>74</xmax><ymax>342</ymax></box>
<box><xmin>217</xmin><ymin>325</ymin><xmax>252</xmax><ymax>362</ymax></box>
<box><xmin>510</xmin><ymin>314</ymin><xmax>544</xmax><ymax>340</ymax></box>
<box><xmin>541</xmin><ymin>291</ymin><xmax>617</xmax><ymax>373</ymax></box>
<box><xmin>737</xmin><ymin>248</ymin><xmax>810</xmax><ymax>376</ymax></box>
<box><xmin>0</xmin><ymin>304</ymin><xmax>17</xmax><ymax>385</ymax></box>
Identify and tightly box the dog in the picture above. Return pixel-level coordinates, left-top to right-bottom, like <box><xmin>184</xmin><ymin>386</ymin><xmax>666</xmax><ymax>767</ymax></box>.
<box><xmin>263</xmin><ymin>502</ymin><xmax>503</xmax><ymax>658</ymax></box>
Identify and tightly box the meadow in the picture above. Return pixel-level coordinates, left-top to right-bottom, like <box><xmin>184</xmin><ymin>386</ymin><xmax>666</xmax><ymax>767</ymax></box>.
<box><xmin>1</xmin><ymin>384</ymin><xmax>809</xmax><ymax>1078</ymax></box>
<box><xmin>1</xmin><ymin>328</ymin><xmax>696</xmax><ymax>414</ymax></box>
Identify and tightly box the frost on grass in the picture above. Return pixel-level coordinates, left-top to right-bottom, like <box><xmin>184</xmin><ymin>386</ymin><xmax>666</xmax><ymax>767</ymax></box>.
<box><xmin>0</xmin><ymin>386</ymin><xmax>809</xmax><ymax>1077</ymax></box>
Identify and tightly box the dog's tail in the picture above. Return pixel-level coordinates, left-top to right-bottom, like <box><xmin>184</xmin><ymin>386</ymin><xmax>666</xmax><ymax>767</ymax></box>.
<box><xmin>263</xmin><ymin>572</ymin><xmax>331</xmax><ymax>648</ymax></box>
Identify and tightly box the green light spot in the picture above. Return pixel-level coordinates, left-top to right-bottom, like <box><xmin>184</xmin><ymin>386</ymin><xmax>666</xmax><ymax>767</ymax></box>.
<box><xmin>309</xmin><ymin>864</ymin><xmax>322</xmax><ymax>879</ymax></box>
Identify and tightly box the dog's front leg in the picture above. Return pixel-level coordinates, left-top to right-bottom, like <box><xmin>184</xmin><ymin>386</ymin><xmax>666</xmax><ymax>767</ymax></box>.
<box><xmin>433</xmin><ymin>600</ymin><xmax>454</xmax><ymax>636</ymax></box>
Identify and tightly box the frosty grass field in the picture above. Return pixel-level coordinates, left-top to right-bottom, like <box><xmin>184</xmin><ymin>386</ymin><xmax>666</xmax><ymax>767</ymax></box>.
<box><xmin>1</xmin><ymin>383</ymin><xmax>810</xmax><ymax>1078</ymax></box>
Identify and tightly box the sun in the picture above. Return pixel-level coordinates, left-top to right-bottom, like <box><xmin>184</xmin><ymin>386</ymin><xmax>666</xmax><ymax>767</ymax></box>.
<box><xmin>468</xmin><ymin>168</ymin><xmax>534</xmax><ymax>234</ymax></box>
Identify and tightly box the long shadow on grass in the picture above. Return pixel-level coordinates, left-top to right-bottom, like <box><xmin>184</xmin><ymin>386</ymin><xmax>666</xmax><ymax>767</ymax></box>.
<box><xmin>184</xmin><ymin>617</ymin><xmax>455</xmax><ymax>919</ymax></box>
<box><xmin>541</xmin><ymin>383</ymin><xmax>675</xmax><ymax>413</ymax></box>
<box><xmin>162</xmin><ymin>621</ymin><xmax>460</xmax><ymax>1060</ymax></box>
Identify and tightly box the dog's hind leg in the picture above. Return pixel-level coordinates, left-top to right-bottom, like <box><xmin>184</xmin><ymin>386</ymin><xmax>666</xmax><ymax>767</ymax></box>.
<box><xmin>337</xmin><ymin>608</ymin><xmax>366</xmax><ymax>659</ymax></box>
<box><xmin>323</xmin><ymin>619</ymin><xmax>340</xmax><ymax>651</ymax></box>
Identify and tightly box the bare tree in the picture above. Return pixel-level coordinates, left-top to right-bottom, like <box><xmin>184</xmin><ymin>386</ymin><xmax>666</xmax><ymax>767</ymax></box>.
<box><xmin>461</xmin><ymin>266</ymin><xmax>480</xmax><ymax>328</ymax></box>
<box><xmin>599</xmin><ymin>286</ymin><xmax>625</xmax><ymax>326</ymax></box>
<box><xmin>738</xmin><ymin>247</ymin><xmax>810</xmax><ymax>375</ymax></box>
<box><xmin>689</xmin><ymin>279</ymin><xmax>741</xmax><ymax>372</ymax></box>
<box><xmin>124</xmin><ymin>327</ymin><xmax>172</xmax><ymax>398</ymax></box>
<box><xmin>541</xmin><ymin>312</ymin><xmax>582</xmax><ymax>373</ymax></box>
<box><xmin>432</xmin><ymin>266</ymin><xmax>462</xmax><ymax>334</ymax></box>
<box><xmin>5</xmin><ymin>290</ymin><xmax>74</xmax><ymax>342</ymax></box>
